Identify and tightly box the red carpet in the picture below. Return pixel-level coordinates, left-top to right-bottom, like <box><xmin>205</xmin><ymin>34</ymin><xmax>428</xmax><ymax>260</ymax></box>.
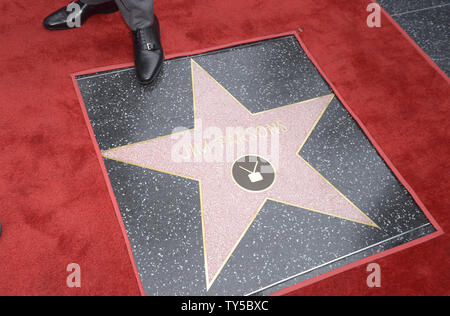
<box><xmin>0</xmin><ymin>0</ymin><xmax>448</xmax><ymax>295</ymax></box>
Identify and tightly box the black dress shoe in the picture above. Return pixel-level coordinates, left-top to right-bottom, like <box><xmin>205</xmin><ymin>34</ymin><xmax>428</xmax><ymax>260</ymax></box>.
<box><xmin>43</xmin><ymin>1</ymin><xmax>118</xmax><ymax>30</ymax></box>
<box><xmin>132</xmin><ymin>18</ymin><xmax>164</xmax><ymax>85</ymax></box>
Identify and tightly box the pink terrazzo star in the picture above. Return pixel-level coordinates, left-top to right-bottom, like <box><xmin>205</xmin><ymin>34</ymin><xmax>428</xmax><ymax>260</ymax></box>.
<box><xmin>103</xmin><ymin>60</ymin><xmax>378</xmax><ymax>289</ymax></box>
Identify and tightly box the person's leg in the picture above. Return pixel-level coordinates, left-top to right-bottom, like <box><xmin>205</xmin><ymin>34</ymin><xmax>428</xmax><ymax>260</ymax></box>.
<box><xmin>114</xmin><ymin>0</ymin><xmax>154</xmax><ymax>31</ymax></box>
<box><xmin>84</xmin><ymin>0</ymin><xmax>161</xmax><ymax>84</ymax></box>
<box><xmin>43</xmin><ymin>0</ymin><xmax>161</xmax><ymax>85</ymax></box>
<box><xmin>122</xmin><ymin>0</ymin><xmax>162</xmax><ymax>84</ymax></box>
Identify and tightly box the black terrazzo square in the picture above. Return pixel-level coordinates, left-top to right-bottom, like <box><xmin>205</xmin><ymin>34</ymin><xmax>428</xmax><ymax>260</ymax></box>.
<box><xmin>76</xmin><ymin>36</ymin><xmax>438</xmax><ymax>296</ymax></box>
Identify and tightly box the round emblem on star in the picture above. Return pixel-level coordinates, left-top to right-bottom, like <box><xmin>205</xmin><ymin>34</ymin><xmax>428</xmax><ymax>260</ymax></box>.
<box><xmin>231</xmin><ymin>155</ymin><xmax>276</xmax><ymax>192</ymax></box>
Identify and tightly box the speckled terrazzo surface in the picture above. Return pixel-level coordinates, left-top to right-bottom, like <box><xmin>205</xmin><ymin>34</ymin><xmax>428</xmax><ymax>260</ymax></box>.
<box><xmin>76</xmin><ymin>36</ymin><xmax>435</xmax><ymax>296</ymax></box>
<box><xmin>378</xmin><ymin>0</ymin><xmax>450</xmax><ymax>75</ymax></box>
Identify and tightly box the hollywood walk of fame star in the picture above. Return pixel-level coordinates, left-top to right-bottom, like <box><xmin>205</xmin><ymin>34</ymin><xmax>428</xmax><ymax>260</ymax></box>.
<box><xmin>102</xmin><ymin>60</ymin><xmax>379</xmax><ymax>290</ymax></box>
